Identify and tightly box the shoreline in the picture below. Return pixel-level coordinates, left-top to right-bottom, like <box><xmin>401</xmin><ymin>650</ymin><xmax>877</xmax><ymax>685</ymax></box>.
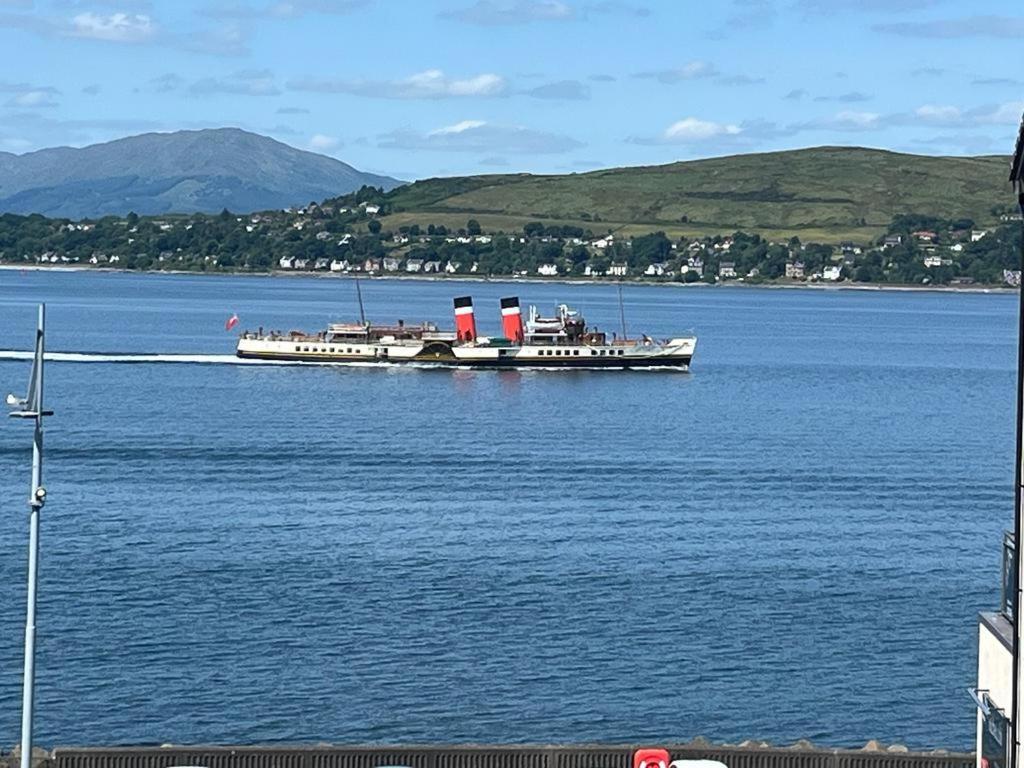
<box><xmin>0</xmin><ymin>263</ymin><xmax>1015</xmax><ymax>296</ymax></box>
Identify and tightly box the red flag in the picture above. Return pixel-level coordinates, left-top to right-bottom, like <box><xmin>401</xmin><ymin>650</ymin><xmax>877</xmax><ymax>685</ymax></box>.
<box><xmin>225</xmin><ymin>313</ymin><xmax>239</xmax><ymax>331</ymax></box>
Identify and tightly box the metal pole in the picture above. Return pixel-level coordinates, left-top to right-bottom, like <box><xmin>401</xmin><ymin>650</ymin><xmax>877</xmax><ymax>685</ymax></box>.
<box><xmin>355</xmin><ymin>278</ymin><xmax>367</xmax><ymax>326</ymax></box>
<box><xmin>19</xmin><ymin>304</ymin><xmax>45</xmax><ymax>768</ymax></box>
<box><xmin>617</xmin><ymin>283</ymin><xmax>627</xmax><ymax>340</ymax></box>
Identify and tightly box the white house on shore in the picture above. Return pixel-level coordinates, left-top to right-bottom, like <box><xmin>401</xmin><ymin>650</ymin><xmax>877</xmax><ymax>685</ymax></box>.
<box><xmin>822</xmin><ymin>264</ymin><xmax>842</xmax><ymax>281</ymax></box>
<box><xmin>608</xmin><ymin>262</ymin><xmax>629</xmax><ymax>277</ymax></box>
<box><xmin>537</xmin><ymin>263</ymin><xmax>559</xmax><ymax>276</ymax></box>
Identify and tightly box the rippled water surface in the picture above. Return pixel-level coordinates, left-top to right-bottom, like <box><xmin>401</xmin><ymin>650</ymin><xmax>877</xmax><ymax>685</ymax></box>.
<box><xmin>0</xmin><ymin>270</ymin><xmax>1016</xmax><ymax>750</ymax></box>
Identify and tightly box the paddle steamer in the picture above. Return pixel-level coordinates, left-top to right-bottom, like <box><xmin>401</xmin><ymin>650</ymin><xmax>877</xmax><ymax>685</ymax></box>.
<box><xmin>235</xmin><ymin>296</ymin><xmax>696</xmax><ymax>369</ymax></box>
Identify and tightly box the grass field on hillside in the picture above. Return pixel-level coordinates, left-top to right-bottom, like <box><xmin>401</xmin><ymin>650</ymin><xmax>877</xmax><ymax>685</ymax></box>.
<box><xmin>383</xmin><ymin>147</ymin><xmax>1007</xmax><ymax>242</ymax></box>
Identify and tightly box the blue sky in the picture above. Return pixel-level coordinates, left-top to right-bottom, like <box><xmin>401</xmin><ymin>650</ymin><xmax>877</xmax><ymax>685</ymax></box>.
<box><xmin>1</xmin><ymin>0</ymin><xmax>1022</xmax><ymax>180</ymax></box>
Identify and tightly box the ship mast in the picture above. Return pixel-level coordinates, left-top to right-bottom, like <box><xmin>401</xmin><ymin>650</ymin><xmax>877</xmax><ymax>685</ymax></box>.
<box><xmin>617</xmin><ymin>283</ymin><xmax>627</xmax><ymax>341</ymax></box>
<box><xmin>354</xmin><ymin>277</ymin><xmax>367</xmax><ymax>326</ymax></box>
<box><xmin>1010</xmin><ymin>108</ymin><xmax>1024</xmax><ymax>768</ymax></box>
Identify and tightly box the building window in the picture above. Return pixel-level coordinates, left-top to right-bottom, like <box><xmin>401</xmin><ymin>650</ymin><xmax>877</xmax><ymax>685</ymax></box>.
<box><xmin>981</xmin><ymin>704</ymin><xmax>1009</xmax><ymax>768</ymax></box>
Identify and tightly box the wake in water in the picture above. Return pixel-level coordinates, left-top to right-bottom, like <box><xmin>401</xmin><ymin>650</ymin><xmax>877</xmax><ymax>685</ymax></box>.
<box><xmin>0</xmin><ymin>350</ymin><xmax>424</xmax><ymax>367</ymax></box>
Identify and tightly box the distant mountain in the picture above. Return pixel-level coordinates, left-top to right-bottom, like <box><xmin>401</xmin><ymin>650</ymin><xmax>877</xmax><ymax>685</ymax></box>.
<box><xmin>384</xmin><ymin>146</ymin><xmax>1009</xmax><ymax>241</ymax></box>
<box><xmin>0</xmin><ymin>128</ymin><xmax>402</xmax><ymax>219</ymax></box>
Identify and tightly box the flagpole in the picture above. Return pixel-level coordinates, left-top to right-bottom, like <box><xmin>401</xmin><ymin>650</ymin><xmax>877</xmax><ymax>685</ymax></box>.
<box><xmin>1009</xmin><ymin>110</ymin><xmax>1024</xmax><ymax>768</ymax></box>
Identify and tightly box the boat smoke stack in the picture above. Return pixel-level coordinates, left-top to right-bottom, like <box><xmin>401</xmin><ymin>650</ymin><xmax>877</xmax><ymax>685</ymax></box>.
<box><xmin>500</xmin><ymin>296</ymin><xmax>524</xmax><ymax>343</ymax></box>
<box><xmin>453</xmin><ymin>296</ymin><xmax>477</xmax><ymax>342</ymax></box>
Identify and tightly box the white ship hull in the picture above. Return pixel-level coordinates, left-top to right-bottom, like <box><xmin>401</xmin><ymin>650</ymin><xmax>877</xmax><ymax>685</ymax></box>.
<box><xmin>236</xmin><ymin>336</ymin><xmax>696</xmax><ymax>369</ymax></box>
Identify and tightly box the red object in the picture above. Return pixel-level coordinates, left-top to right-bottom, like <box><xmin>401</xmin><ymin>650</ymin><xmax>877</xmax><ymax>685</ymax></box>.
<box><xmin>453</xmin><ymin>296</ymin><xmax>476</xmax><ymax>342</ymax></box>
<box><xmin>500</xmin><ymin>296</ymin><xmax>524</xmax><ymax>343</ymax></box>
<box><xmin>225</xmin><ymin>313</ymin><xmax>240</xmax><ymax>331</ymax></box>
<box><xmin>633</xmin><ymin>749</ymin><xmax>670</xmax><ymax>768</ymax></box>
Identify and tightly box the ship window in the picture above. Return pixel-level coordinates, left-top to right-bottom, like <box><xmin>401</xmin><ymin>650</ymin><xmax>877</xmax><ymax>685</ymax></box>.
<box><xmin>574</xmin><ymin>350</ymin><xmax>579</xmax><ymax>356</ymax></box>
<box><xmin>618</xmin><ymin>350</ymin><xmax>624</xmax><ymax>356</ymax></box>
<box><xmin>329</xmin><ymin>347</ymin><xmax>335</xmax><ymax>353</ymax></box>
<box><xmin>590</xmin><ymin>350</ymin><xmax>597</xmax><ymax>356</ymax></box>
<box><xmin>295</xmin><ymin>345</ymin><xmax>301</xmax><ymax>352</ymax></box>
<box><xmin>303</xmin><ymin>346</ymin><xmax>309</xmax><ymax>352</ymax></box>
<box><xmin>348</xmin><ymin>348</ymin><xmax>353</xmax><ymax>353</ymax></box>
<box><xmin>600</xmin><ymin>350</ymin><xmax>605</xmax><ymax>356</ymax></box>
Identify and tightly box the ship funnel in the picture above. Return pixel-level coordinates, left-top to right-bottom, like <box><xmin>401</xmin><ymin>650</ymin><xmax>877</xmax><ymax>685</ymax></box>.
<box><xmin>453</xmin><ymin>296</ymin><xmax>477</xmax><ymax>342</ymax></box>
<box><xmin>500</xmin><ymin>296</ymin><xmax>524</xmax><ymax>343</ymax></box>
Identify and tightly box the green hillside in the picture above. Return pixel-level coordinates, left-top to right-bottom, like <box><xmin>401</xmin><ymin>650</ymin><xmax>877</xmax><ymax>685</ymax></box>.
<box><xmin>384</xmin><ymin>147</ymin><xmax>1010</xmax><ymax>242</ymax></box>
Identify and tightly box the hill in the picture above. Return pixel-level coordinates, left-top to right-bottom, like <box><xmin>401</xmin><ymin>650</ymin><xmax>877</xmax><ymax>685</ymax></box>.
<box><xmin>382</xmin><ymin>147</ymin><xmax>1010</xmax><ymax>242</ymax></box>
<box><xmin>0</xmin><ymin>128</ymin><xmax>402</xmax><ymax>219</ymax></box>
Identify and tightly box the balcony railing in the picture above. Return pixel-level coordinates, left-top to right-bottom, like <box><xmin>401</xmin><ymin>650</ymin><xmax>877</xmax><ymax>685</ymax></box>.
<box><xmin>1003</xmin><ymin>530</ymin><xmax>1016</xmax><ymax>622</ymax></box>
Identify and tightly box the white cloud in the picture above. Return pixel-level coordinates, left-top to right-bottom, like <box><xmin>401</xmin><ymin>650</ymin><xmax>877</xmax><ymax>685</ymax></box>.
<box><xmin>429</xmin><ymin>120</ymin><xmax>487</xmax><ymax>135</ymax></box>
<box><xmin>6</xmin><ymin>90</ymin><xmax>59</xmax><ymax>108</ymax></box>
<box><xmin>633</xmin><ymin>60</ymin><xmax>718</xmax><ymax>83</ymax></box>
<box><xmin>874</xmin><ymin>14</ymin><xmax>1024</xmax><ymax>39</ymax></box>
<box><xmin>663</xmin><ymin>117</ymin><xmax>741</xmax><ymax>141</ymax></box>
<box><xmin>914</xmin><ymin>104</ymin><xmax>962</xmax><ymax>124</ymax></box>
<box><xmin>969</xmin><ymin>101</ymin><xmax>1024</xmax><ymax>126</ymax></box>
<box><xmin>827</xmin><ymin>110</ymin><xmax>881</xmax><ymax>129</ymax></box>
<box><xmin>309</xmin><ymin>133</ymin><xmax>340</xmax><ymax>150</ymax></box>
<box><xmin>378</xmin><ymin>120</ymin><xmax>583</xmax><ymax>154</ymax></box>
<box><xmin>203</xmin><ymin>0</ymin><xmax>369</xmax><ymax>18</ymax></box>
<box><xmin>190</xmin><ymin>69</ymin><xmax>279</xmax><ymax>96</ymax></box>
<box><xmin>69</xmin><ymin>12</ymin><xmax>155</xmax><ymax>42</ymax></box>
<box><xmin>440</xmin><ymin>0</ymin><xmax>575</xmax><ymax>25</ymax></box>
<box><xmin>288</xmin><ymin>69</ymin><xmax>507</xmax><ymax>99</ymax></box>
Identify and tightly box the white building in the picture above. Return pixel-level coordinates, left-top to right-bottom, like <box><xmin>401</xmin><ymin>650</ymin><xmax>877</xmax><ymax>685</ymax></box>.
<box><xmin>645</xmin><ymin>262</ymin><xmax>668</xmax><ymax>277</ymax></box>
<box><xmin>923</xmin><ymin>255</ymin><xmax>944</xmax><ymax>268</ymax></box>
<box><xmin>973</xmin><ymin>532</ymin><xmax>1012</xmax><ymax>768</ymax></box>
<box><xmin>718</xmin><ymin>262</ymin><xmax>737</xmax><ymax>278</ymax></box>
<box><xmin>278</xmin><ymin>256</ymin><xmax>295</xmax><ymax>269</ymax></box>
<box><xmin>584</xmin><ymin>264</ymin><xmax>604</xmax><ymax>277</ymax></box>
<box><xmin>445</xmin><ymin>261</ymin><xmax>461</xmax><ymax>274</ymax></box>
<box><xmin>537</xmin><ymin>263</ymin><xmax>559</xmax><ymax>276</ymax></box>
<box><xmin>785</xmin><ymin>261</ymin><xmax>805</xmax><ymax>279</ymax></box>
<box><xmin>972</xmin><ymin>229</ymin><xmax>989</xmax><ymax>242</ymax></box>
<box><xmin>382</xmin><ymin>257</ymin><xmax>401</xmax><ymax>271</ymax></box>
<box><xmin>822</xmin><ymin>264</ymin><xmax>843</xmax><ymax>281</ymax></box>
<box><xmin>330</xmin><ymin>259</ymin><xmax>350</xmax><ymax>272</ymax></box>
<box><xmin>608</xmin><ymin>262</ymin><xmax>629</xmax><ymax>277</ymax></box>
<box><xmin>363</xmin><ymin>204</ymin><xmax>381</xmax><ymax>215</ymax></box>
